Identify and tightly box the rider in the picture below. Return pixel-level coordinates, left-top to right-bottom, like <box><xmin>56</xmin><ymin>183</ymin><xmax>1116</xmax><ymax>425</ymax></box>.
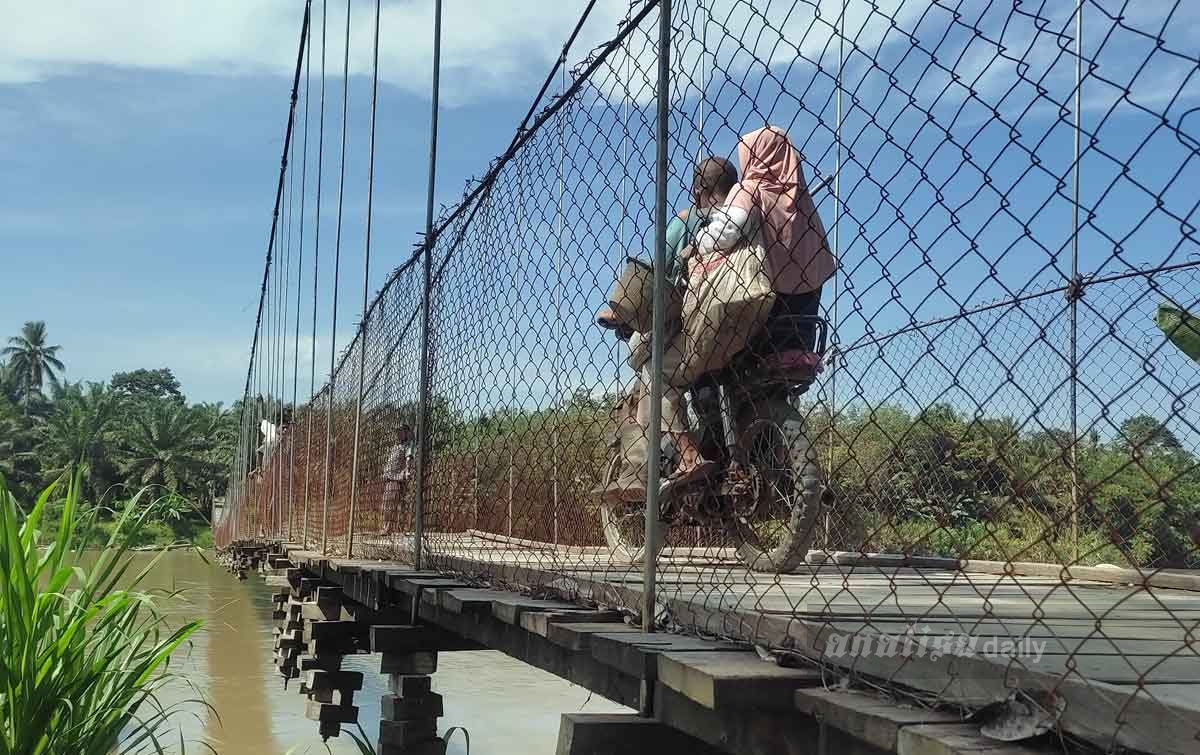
<box><xmin>381</xmin><ymin>423</ymin><xmax>415</xmax><ymax>535</ymax></box>
<box><xmin>613</xmin><ymin>126</ymin><xmax>834</xmax><ymax>501</ymax></box>
<box><xmin>596</xmin><ymin>156</ymin><xmax>739</xmax><ymax>502</ymax></box>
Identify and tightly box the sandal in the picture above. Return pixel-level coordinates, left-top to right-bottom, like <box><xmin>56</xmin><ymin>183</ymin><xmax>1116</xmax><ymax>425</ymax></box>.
<box><xmin>660</xmin><ymin>459</ymin><xmax>717</xmax><ymax>498</ymax></box>
<box><xmin>596</xmin><ymin>306</ymin><xmax>623</xmax><ymax>329</ymax></box>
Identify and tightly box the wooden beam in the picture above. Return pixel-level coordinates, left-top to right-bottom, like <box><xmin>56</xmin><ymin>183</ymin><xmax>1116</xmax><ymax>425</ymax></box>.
<box><xmin>656</xmin><ymin>651</ymin><xmax>823</xmax><ymax>711</ymax></box>
<box><xmin>794</xmin><ymin>688</ymin><xmax>959</xmax><ymax>752</ymax></box>
<box><xmin>555</xmin><ymin>713</ymin><xmax>724</xmax><ymax>755</ymax></box>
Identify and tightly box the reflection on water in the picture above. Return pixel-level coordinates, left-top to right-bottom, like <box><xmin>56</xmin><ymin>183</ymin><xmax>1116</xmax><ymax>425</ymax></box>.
<box><xmin>138</xmin><ymin>551</ymin><xmax>628</xmax><ymax>754</ymax></box>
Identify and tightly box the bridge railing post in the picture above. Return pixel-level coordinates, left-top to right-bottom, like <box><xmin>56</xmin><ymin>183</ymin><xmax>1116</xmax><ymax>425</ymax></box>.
<box><xmin>413</xmin><ymin>0</ymin><xmax>443</xmax><ymax>573</ymax></box>
<box><xmin>642</xmin><ymin>0</ymin><xmax>672</xmax><ymax>635</ymax></box>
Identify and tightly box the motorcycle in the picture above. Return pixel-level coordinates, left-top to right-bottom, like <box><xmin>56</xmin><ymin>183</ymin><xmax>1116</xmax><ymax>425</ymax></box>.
<box><xmin>597</xmin><ymin>304</ymin><xmax>830</xmax><ymax>573</ymax></box>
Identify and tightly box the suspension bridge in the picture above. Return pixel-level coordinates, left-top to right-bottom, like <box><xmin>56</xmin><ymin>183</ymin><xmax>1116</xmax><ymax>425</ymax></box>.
<box><xmin>216</xmin><ymin>1</ymin><xmax>1200</xmax><ymax>753</ymax></box>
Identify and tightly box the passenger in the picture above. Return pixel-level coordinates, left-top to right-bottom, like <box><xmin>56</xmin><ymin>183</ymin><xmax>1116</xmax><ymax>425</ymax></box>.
<box><xmin>696</xmin><ymin>125</ymin><xmax>835</xmax><ymax>342</ymax></box>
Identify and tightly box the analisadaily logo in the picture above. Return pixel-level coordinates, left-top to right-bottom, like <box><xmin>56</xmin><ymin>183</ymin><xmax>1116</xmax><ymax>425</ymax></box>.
<box><xmin>822</xmin><ymin>625</ymin><xmax>1047</xmax><ymax>664</ymax></box>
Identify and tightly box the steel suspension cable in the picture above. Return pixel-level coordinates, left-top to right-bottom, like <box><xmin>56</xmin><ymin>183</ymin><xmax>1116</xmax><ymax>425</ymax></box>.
<box><xmin>279</xmin><ymin>110</ymin><xmax>297</xmax><ymax>541</ymax></box>
<box><xmin>347</xmin><ymin>0</ymin><xmax>383</xmax><ymax>558</ymax></box>
<box><xmin>506</xmin><ymin>0</ymin><xmax>599</xmax><ymax>153</ymax></box>
<box><xmin>233</xmin><ymin>0</ymin><xmax>311</xmax><ymax>537</ymax></box>
<box><xmin>305</xmin><ymin>0</ymin><xmax>329</xmax><ymax>549</ymax></box>
<box><xmin>292</xmin><ymin>9</ymin><xmax>312</xmax><ymax>546</ymax></box>
<box><xmin>321</xmin><ymin>0</ymin><xmax>352</xmax><ymax>554</ymax></box>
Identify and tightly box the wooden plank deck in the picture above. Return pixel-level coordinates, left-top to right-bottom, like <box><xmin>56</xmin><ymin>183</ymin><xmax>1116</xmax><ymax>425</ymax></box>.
<box><xmin>307</xmin><ymin>532</ymin><xmax>1200</xmax><ymax>754</ymax></box>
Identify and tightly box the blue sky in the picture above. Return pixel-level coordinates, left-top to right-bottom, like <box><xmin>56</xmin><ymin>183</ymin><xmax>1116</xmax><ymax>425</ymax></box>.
<box><xmin>0</xmin><ymin>0</ymin><xmax>635</xmax><ymax>405</ymax></box>
<box><xmin>2</xmin><ymin>0</ymin><xmax>1197</xmax><ymax>451</ymax></box>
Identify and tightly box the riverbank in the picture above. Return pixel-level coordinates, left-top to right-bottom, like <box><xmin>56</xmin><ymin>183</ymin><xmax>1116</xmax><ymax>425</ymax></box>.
<box><xmin>89</xmin><ymin>517</ymin><xmax>214</xmax><ymax>549</ymax></box>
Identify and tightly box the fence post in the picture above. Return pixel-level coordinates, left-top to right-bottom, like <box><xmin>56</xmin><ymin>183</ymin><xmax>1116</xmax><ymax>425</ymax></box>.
<box><xmin>824</xmin><ymin>0</ymin><xmax>847</xmax><ymax>551</ymax></box>
<box><xmin>413</xmin><ymin>0</ymin><xmax>443</xmax><ymax>572</ymax></box>
<box><xmin>1068</xmin><ymin>0</ymin><xmax>1084</xmax><ymax>563</ymax></box>
<box><xmin>642</xmin><ymin>0</ymin><xmax>672</xmax><ymax>635</ymax></box>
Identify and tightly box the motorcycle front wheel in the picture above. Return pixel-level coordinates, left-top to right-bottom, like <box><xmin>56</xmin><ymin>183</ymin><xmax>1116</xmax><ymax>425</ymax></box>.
<box><xmin>597</xmin><ymin>453</ymin><xmax>659</xmax><ymax>564</ymax></box>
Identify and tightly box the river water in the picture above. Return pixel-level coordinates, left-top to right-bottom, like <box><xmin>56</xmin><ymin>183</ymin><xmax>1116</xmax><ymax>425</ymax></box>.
<box><xmin>143</xmin><ymin>550</ymin><xmax>629</xmax><ymax>754</ymax></box>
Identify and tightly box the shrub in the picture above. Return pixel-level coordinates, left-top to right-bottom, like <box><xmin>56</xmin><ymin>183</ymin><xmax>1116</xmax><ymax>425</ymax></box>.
<box><xmin>0</xmin><ymin>472</ymin><xmax>202</xmax><ymax>753</ymax></box>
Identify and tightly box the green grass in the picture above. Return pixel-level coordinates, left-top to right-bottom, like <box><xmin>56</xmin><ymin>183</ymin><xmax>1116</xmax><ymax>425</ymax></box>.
<box><xmin>0</xmin><ymin>472</ymin><xmax>203</xmax><ymax>754</ymax></box>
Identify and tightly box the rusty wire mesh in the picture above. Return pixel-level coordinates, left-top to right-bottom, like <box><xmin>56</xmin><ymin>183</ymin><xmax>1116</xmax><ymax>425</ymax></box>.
<box><xmin>215</xmin><ymin>0</ymin><xmax>1200</xmax><ymax>751</ymax></box>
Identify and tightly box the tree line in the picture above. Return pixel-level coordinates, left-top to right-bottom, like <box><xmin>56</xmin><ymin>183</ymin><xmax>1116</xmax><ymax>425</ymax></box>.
<box><xmin>416</xmin><ymin>389</ymin><xmax>1200</xmax><ymax>567</ymax></box>
<box><xmin>0</xmin><ymin>321</ymin><xmax>238</xmax><ymax>542</ymax></box>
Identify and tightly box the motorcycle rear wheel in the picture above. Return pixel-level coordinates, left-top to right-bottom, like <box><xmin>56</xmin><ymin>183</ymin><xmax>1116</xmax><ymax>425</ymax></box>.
<box><xmin>729</xmin><ymin>396</ymin><xmax>824</xmax><ymax>573</ymax></box>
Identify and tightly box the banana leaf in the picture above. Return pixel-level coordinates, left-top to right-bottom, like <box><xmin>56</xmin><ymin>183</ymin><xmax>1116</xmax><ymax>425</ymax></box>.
<box><xmin>1157</xmin><ymin>303</ymin><xmax>1200</xmax><ymax>363</ymax></box>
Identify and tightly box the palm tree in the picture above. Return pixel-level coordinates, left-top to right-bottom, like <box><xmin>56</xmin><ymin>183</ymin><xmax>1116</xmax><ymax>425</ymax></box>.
<box><xmin>0</xmin><ymin>361</ymin><xmax>22</xmax><ymax>404</ymax></box>
<box><xmin>121</xmin><ymin>401</ymin><xmax>210</xmax><ymax>493</ymax></box>
<box><xmin>41</xmin><ymin>382</ymin><xmax>118</xmax><ymax>498</ymax></box>
<box><xmin>0</xmin><ymin>399</ymin><xmax>20</xmax><ymax>479</ymax></box>
<box><xmin>2</xmin><ymin>321</ymin><xmax>64</xmax><ymax>406</ymax></box>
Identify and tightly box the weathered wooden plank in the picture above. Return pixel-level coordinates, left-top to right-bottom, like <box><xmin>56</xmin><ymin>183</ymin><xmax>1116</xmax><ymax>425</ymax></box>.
<box><xmin>393</xmin><ymin>577</ymin><xmax>472</xmax><ymax>596</ymax></box>
<box><xmin>388</xmin><ymin>674</ymin><xmax>433</xmax><ymax>697</ymax></box>
<box><xmin>589</xmin><ymin>632</ymin><xmax>749</xmax><ymax>681</ymax></box>
<box><xmin>438</xmin><ymin>589</ymin><xmax>509</xmax><ymax>614</ymax></box>
<box><xmin>369</xmin><ymin>624</ymin><xmax>481</xmax><ymax>653</ymax></box>
<box><xmin>520</xmin><ymin>610</ymin><xmax>624</xmax><ymax>637</ymax></box>
<box><xmin>305</xmin><ymin>669</ymin><xmax>364</xmax><ymax>692</ymax></box>
<box><xmin>491</xmin><ymin>596</ymin><xmax>581</xmax><ymax>624</ymax></box>
<box><xmin>378</xmin><ymin>719</ymin><xmax>438</xmax><ymax>748</ymax></box>
<box><xmin>794</xmin><ymin>688</ymin><xmax>959</xmax><ymax>752</ymax></box>
<box><xmin>896</xmin><ymin>723</ymin><xmax>1043</xmax><ymax>755</ymax></box>
<box><xmin>656</xmin><ymin>651</ymin><xmax>823</xmax><ymax>711</ymax></box>
<box><xmin>547</xmin><ymin>622</ymin><xmax>642</xmax><ymax>652</ymax></box>
<box><xmin>303</xmin><ymin>620</ymin><xmax>360</xmax><ymax>643</ymax></box>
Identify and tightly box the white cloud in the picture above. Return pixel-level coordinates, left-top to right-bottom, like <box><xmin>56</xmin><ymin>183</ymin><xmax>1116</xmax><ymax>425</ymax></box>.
<box><xmin>0</xmin><ymin>1</ymin><xmax>636</xmax><ymax>103</ymax></box>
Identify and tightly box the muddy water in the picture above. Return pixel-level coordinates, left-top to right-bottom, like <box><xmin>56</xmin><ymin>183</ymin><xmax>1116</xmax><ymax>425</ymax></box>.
<box><xmin>143</xmin><ymin>551</ymin><xmax>628</xmax><ymax>754</ymax></box>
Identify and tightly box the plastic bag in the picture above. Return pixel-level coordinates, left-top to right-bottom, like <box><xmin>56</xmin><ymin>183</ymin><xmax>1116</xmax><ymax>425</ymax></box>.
<box><xmin>682</xmin><ymin>236</ymin><xmax>777</xmax><ymax>379</ymax></box>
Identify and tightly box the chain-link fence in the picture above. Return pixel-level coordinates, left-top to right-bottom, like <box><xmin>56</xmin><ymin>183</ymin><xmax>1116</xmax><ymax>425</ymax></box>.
<box><xmin>215</xmin><ymin>0</ymin><xmax>1200</xmax><ymax>751</ymax></box>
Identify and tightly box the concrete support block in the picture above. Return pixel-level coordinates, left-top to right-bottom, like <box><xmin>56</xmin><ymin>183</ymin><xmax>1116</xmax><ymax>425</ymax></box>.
<box><xmin>381</xmin><ymin>692</ymin><xmax>444</xmax><ymax>721</ymax></box>
<box><xmin>377</xmin><ymin>737</ymin><xmax>446</xmax><ymax>755</ymax></box>
<box><xmin>305</xmin><ymin>701</ymin><xmax>358</xmax><ymax>724</ymax></box>
<box><xmin>389</xmin><ymin>674</ymin><xmax>434</xmax><ymax>697</ymax></box>
<box><xmin>381</xmin><ymin>651</ymin><xmax>438</xmax><ymax>676</ymax></box>
<box><xmin>299</xmin><ymin>652</ymin><xmax>344</xmax><ymax>672</ymax></box>
<box><xmin>378</xmin><ymin>718</ymin><xmax>438</xmax><ymax>747</ymax></box>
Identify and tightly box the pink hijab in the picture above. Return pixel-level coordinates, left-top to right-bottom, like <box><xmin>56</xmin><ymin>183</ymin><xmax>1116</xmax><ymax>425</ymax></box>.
<box><xmin>729</xmin><ymin>126</ymin><xmax>835</xmax><ymax>294</ymax></box>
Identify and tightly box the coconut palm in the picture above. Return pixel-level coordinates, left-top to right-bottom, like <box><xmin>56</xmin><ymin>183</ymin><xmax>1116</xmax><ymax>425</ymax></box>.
<box><xmin>2</xmin><ymin>321</ymin><xmax>65</xmax><ymax>405</ymax></box>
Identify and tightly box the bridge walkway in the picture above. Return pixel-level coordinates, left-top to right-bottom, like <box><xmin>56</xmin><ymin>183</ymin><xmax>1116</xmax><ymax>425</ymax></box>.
<box><xmin>243</xmin><ymin>536</ymin><xmax>1200</xmax><ymax>755</ymax></box>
